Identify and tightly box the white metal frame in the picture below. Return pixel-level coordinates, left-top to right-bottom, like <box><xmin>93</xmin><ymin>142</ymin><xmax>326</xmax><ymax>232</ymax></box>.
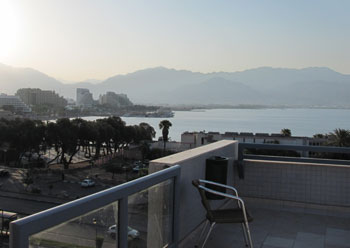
<box><xmin>10</xmin><ymin>165</ymin><xmax>181</xmax><ymax>248</ymax></box>
<box><xmin>195</xmin><ymin>179</ymin><xmax>253</xmax><ymax>248</ymax></box>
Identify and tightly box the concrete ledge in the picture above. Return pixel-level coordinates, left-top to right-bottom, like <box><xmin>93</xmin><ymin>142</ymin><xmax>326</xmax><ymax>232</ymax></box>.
<box><xmin>149</xmin><ymin>140</ymin><xmax>239</xmax><ymax>243</ymax></box>
<box><xmin>152</xmin><ymin>140</ymin><xmax>238</xmax><ymax>165</ymax></box>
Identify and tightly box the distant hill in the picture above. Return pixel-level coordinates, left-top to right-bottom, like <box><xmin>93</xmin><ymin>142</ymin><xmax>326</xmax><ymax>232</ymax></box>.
<box><xmin>155</xmin><ymin>77</ymin><xmax>263</xmax><ymax>105</ymax></box>
<box><xmin>1</xmin><ymin>63</ymin><xmax>350</xmax><ymax>107</ymax></box>
<box><xmin>0</xmin><ymin>63</ymin><xmax>66</xmax><ymax>94</ymax></box>
<box><xmin>97</xmin><ymin>67</ymin><xmax>207</xmax><ymax>103</ymax></box>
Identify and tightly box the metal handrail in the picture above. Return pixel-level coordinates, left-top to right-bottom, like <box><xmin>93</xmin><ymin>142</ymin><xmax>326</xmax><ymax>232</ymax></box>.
<box><xmin>198</xmin><ymin>179</ymin><xmax>239</xmax><ymax>197</ymax></box>
<box><xmin>10</xmin><ymin>164</ymin><xmax>181</xmax><ymax>248</ymax></box>
<box><xmin>238</xmin><ymin>143</ymin><xmax>350</xmax><ymax>163</ymax></box>
<box><xmin>239</xmin><ymin>143</ymin><xmax>350</xmax><ymax>154</ymax></box>
<box><xmin>237</xmin><ymin>143</ymin><xmax>350</xmax><ymax>178</ymax></box>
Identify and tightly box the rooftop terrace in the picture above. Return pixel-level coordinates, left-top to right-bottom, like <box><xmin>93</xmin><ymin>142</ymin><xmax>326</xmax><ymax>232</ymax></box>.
<box><xmin>8</xmin><ymin>140</ymin><xmax>350</xmax><ymax>248</ymax></box>
<box><xmin>181</xmin><ymin>199</ymin><xmax>350</xmax><ymax>248</ymax></box>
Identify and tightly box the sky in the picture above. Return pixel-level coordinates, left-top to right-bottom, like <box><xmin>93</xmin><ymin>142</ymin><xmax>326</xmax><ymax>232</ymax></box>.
<box><xmin>0</xmin><ymin>0</ymin><xmax>349</xmax><ymax>82</ymax></box>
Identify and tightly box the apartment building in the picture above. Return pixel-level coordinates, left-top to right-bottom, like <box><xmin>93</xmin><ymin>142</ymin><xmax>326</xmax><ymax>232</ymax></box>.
<box><xmin>0</xmin><ymin>94</ymin><xmax>31</xmax><ymax>113</ymax></box>
<box><xmin>76</xmin><ymin>88</ymin><xmax>94</xmax><ymax>107</ymax></box>
<box><xmin>181</xmin><ymin>131</ymin><xmax>327</xmax><ymax>149</ymax></box>
<box><xmin>16</xmin><ymin>88</ymin><xmax>67</xmax><ymax>107</ymax></box>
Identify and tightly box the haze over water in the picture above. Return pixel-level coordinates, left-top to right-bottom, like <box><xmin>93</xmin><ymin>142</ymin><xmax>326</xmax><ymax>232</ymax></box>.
<box><xmin>109</xmin><ymin>108</ymin><xmax>350</xmax><ymax>141</ymax></box>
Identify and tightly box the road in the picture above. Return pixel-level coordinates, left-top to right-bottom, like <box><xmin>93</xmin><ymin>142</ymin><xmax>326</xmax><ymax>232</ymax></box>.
<box><xmin>0</xmin><ymin>190</ymin><xmax>150</xmax><ymax>247</ymax></box>
<box><xmin>31</xmin><ymin>206</ymin><xmax>148</xmax><ymax>248</ymax></box>
<box><xmin>0</xmin><ymin>195</ymin><xmax>58</xmax><ymax>215</ymax></box>
<box><xmin>0</xmin><ymin>169</ymin><xmax>160</xmax><ymax>248</ymax></box>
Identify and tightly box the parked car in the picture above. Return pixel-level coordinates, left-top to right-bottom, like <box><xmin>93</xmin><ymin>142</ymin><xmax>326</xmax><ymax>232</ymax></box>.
<box><xmin>80</xmin><ymin>178</ymin><xmax>95</xmax><ymax>188</ymax></box>
<box><xmin>132</xmin><ymin>161</ymin><xmax>144</xmax><ymax>172</ymax></box>
<box><xmin>0</xmin><ymin>169</ymin><xmax>9</xmax><ymax>177</ymax></box>
<box><xmin>107</xmin><ymin>225</ymin><xmax>140</xmax><ymax>239</ymax></box>
<box><xmin>132</xmin><ymin>165</ymin><xmax>142</xmax><ymax>172</ymax></box>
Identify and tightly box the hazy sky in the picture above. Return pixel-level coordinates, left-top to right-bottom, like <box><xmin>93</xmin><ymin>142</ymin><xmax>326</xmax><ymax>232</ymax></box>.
<box><xmin>0</xmin><ymin>0</ymin><xmax>349</xmax><ymax>81</ymax></box>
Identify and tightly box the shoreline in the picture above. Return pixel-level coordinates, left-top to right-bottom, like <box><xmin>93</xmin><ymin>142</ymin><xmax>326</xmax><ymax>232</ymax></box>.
<box><xmin>33</xmin><ymin>106</ymin><xmax>350</xmax><ymax>121</ymax></box>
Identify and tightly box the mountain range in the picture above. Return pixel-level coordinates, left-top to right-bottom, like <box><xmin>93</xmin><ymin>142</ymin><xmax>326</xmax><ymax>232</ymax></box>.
<box><xmin>1</xmin><ymin>63</ymin><xmax>350</xmax><ymax>107</ymax></box>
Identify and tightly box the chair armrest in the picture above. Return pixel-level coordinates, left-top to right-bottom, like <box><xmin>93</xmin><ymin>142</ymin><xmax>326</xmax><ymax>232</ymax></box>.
<box><xmin>198</xmin><ymin>185</ymin><xmax>250</xmax><ymax>222</ymax></box>
<box><xmin>199</xmin><ymin>179</ymin><xmax>239</xmax><ymax>197</ymax></box>
<box><xmin>198</xmin><ymin>185</ymin><xmax>244</xmax><ymax>207</ymax></box>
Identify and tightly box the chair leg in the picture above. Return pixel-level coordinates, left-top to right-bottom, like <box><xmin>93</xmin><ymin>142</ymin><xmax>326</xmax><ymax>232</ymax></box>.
<box><xmin>201</xmin><ymin>222</ymin><xmax>215</xmax><ymax>248</ymax></box>
<box><xmin>195</xmin><ymin>220</ymin><xmax>209</xmax><ymax>248</ymax></box>
<box><xmin>244</xmin><ymin>221</ymin><xmax>253</xmax><ymax>248</ymax></box>
<box><xmin>241</xmin><ymin>223</ymin><xmax>249</xmax><ymax>247</ymax></box>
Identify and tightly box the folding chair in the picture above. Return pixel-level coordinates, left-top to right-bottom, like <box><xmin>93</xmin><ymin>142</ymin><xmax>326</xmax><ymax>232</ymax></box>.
<box><xmin>192</xmin><ymin>179</ymin><xmax>253</xmax><ymax>248</ymax></box>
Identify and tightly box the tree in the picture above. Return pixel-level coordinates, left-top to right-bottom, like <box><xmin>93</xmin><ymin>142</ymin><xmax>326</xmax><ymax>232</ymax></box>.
<box><xmin>159</xmin><ymin>120</ymin><xmax>172</xmax><ymax>151</ymax></box>
<box><xmin>328</xmin><ymin>129</ymin><xmax>350</xmax><ymax>147</ymax></box>
<box><xmin>281</xmin><ymin>128</ymin><xmax>291</xmax><ymax>137</ymax></box>
<box><xmin>105</xmin><ymin>116</ymin><xmax>126</xmax><ymax>152</ymax></box>
<box><xmin>5</xmin><ymin>119</ymin><xmax>46</xmax><ymax>166</ymax></box>
<box><xmin>55</xmin><ymin>118</ymin><xmax>80</xmax><ymax>169</ymax></box>
<box><xmin>94</xmin><ymin>119</ymin><xmax>115</xmax><ymax>158</ymax></box>
<box><xmin>140</xmin><ymin>141</ymin><xmax>151</xmax><ymax>161</ymax></box>
<box><xmin>22</xmin><ymin>170</ymin><xmax>34</xmax><ymax>190</ymax></box>
<box><xmin>138</xmin><ymin>122</ymin><xmax>156</xmax><ymax>142</ymax></box>
<box><xmin>313</xmin><ymin>133</ymin><xmax>327</xmax><ymax>139</ymax></box>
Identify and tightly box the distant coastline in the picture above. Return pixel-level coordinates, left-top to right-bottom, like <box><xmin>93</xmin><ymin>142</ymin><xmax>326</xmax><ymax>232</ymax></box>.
<box><xmin>170</xmin><ymin>104</ymin><xmax>350</xmax><ymax>111</ymax></box>
<box><xmin>33</xmin><ymin>105</ymin><xmax>350</xmax><ymax>122</ymax></box>
<box><xmin>32</xmin><ymin>108</ymin><xmax>350</xmax><ymax>142</ymax></box>
<box><xmin>35</xmin><ymin>110</ymin><xmax>174</xmax><ymax>121</ymax></box>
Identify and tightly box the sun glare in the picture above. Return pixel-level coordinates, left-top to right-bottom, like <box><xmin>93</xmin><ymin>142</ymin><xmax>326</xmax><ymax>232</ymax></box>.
<box><xmin>0</xmin><ymin>0</ymin><xmax>20</xmax><ymax>59</ymax></box>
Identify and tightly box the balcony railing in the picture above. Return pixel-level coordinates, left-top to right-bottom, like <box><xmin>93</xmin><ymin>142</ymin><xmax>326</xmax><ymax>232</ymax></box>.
<box><xmin>238</xmin><ymin>143</ymin><xmax>350</xmax><ymax>166</ymax></box>
<box><xmin>8</xmin><ymin>141</ymin><xmax>350</xmax><ymax>247</ymax></box>
<box><xmin>235</xmin><ymin>143</ymin><xmax>350</xmax><ymax>208</ymax></box>
<box><xmin>10</xmin><ymin>164</ymin><xmax>181</xmax><ymax>248</ymax></box>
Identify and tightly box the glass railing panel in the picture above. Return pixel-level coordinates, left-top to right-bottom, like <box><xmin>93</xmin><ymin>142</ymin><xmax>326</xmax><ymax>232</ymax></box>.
<box><xmin>127</xmin><ymin>179</ymin><xmax>173</xmax><ymax>248</ymax></box>
<box><xmin>29</xmin><ymin>200</ymin><xmax>119</xmax><ymax>248</ymax></box>
<box><xmin>11</xmin><ymin>165</ymin><xmax>180</xmax><ymax>248</ymax></box>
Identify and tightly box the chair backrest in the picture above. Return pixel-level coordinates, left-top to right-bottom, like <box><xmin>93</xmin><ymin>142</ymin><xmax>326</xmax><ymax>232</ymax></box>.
<box><xmin>192</xmin><ymin>179</ymin><xmax>214</xmax><ymax>220</ymax></box>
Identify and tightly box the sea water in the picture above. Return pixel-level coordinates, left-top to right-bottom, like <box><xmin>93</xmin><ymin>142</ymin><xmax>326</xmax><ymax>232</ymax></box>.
<box><xmin>117</xmin><ymin>108</ymin><xmax>350</xmax><ymax>141</ymax></box>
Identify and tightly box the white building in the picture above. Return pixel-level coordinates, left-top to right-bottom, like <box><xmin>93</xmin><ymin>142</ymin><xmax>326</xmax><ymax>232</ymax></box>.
<box><xmin>181</xmin><ymin>131</ymin><xmax>327</xmax><ymax>156</ymax></box>
<box><xmin>0</xmin><ymin>94</ymin><xmax>31</xmax><ymax>113</ymax></box>
<box><xmin>76</xmin><ymin>88</ymin><xmax>94</xmax><ymax>107</ymax></box>
<box><xmin>99</xmin><ymin>91</ymin><xmax>132</xmax><ymax>107</ymax></box>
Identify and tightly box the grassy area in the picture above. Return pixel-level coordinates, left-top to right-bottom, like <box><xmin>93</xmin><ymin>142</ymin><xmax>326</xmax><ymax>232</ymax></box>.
<box><xmin>30</xmin><ymin>237</ymin><xmax>93</xmax><ymax>248</ymax></box>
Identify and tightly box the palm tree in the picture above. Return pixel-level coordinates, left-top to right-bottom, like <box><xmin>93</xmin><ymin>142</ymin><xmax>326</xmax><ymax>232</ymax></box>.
<box><xmin>159</xmin><ymin>120</ymin><xmax>172</xmax><ymax>151</ymax></box>
<box><xmin>328</xmin><ymin>128</ymin><xmax>350</xmax><ymax>147</ymax></box>
<box><xmin>281</xmin><ymin>128</ymin><xmax>291</xmax><ymax>137</ymax></box>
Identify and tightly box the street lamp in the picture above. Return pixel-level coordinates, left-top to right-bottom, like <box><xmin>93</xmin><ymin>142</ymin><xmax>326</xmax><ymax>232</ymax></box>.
<box><xmin>93</xmin><ymin>218</ymin><xmax>97</xmax><ymax>245</ymax></box>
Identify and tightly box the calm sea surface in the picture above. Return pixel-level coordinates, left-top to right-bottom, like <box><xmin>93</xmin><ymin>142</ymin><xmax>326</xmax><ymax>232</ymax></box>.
<box><xmin>83</xmin><ymin>109</ymin><xmax>350</xmax><ymax>141</ymax></box>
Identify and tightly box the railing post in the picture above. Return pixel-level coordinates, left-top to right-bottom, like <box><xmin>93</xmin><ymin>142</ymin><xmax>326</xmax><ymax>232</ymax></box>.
<box><xmin>237</xmin><ymin>144</ymin><xmax>245</xmax><ymax>179</ymax></box>
<box><xmin>172</xmin><ymin>170</ymin><xmax>181</xmax><ymax>246</ymax></box>
<box><xmin>10</xmin><ymin>222</ymin><xmax>28</xmax><ymax>248</ymax></box>
<box><xmin>118</xmin><ymin>197</ymin><xmax>128</xmax><ymax>248</ymax></box>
